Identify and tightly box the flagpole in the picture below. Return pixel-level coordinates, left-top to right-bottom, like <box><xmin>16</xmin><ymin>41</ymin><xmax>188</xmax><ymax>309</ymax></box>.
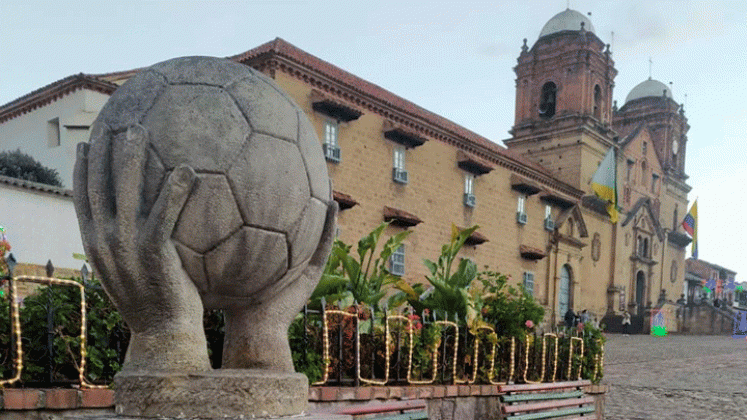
<box><xmin>608</xmin><ymin>147</ymin><xmax>619</xmax><ymax>313</ymax></box>
<box><xmin>682</xmin><ymin>197</ymin><xmax>698</xmax><ymax>260</ymax></box>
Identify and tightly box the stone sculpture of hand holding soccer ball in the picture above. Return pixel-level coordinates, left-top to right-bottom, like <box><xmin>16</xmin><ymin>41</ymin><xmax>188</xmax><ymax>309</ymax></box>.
<box><xmin>73</xmin><ymin>57</ymin><xmax>337</xmax><ymax>418</ymax></box>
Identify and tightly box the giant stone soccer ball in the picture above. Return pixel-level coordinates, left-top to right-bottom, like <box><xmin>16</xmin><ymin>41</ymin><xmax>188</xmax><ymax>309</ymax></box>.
<box><xmin>98</xmin><ymin>56</ymin><xmax>331</xmax><ymax>307</ymax></box>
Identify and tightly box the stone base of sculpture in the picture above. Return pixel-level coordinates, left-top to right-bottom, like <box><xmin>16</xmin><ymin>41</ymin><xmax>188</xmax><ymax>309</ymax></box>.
<box><xmin>114</xmin><ymin>369</ymin><xmax>309</xmax><ymax>418</ymax></box>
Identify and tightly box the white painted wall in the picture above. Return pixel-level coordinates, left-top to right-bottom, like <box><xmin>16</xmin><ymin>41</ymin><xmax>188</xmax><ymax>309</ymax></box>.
<box><xmin>0</xmin><ymin>182</ymin><xmax>84</xmax><ymax>270</ymax></box>
<box><xmin>0</xmin><ymin>90</ymin><xmax>110</xmax><ymax>188</ymax></box>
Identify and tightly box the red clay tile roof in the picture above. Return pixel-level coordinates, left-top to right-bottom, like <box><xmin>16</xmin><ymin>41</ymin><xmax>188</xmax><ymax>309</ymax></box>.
<box><xmin>0</xmin><ymin>74</ymin><xmax>117</xmax><ymax>124</ymax></box>
<box><xmin>2</xmin><ymin>37</ymin><xmax>583</xmax><ymax>201</ymax></box>
<box><xmin>92</xmin><ymin>68</ymin><xmax>143</xmax><ymax>84</ymax></box>
<box><xmin>464</xmin><ymin>229</ymin><xmax>489</xmax><ymax>246</ymax></box>
<box><xmin>519</xmin><ymin>244</ymin><xmax>547</xmax><ymax>260</ymax></box>
<box><xmin>457</xmin><ymin>150</ymin><xmax>493</xmax><ymax>175</ymax></box>
<box><xmin>510</xmin><ymin>173</ymin><xmax>542</xmax><ymax>195</ymax></box>
<box><xmin>333</xmin><ymin>190</ymin><xmax>358</xmax><ymax>210</ymax></box>
<box><xmin>0</xmin><ymin>174</ymin><xmax>72</xmax><ymax>197</ymax></box>
<box><xmin>383</xmin><ymin>120</ymin><xmax>428</xmax><ymax>148</ymax></box>
<box><xmin>230</xmin><ymin>38</ymin><xmax>580</xmax><ymax>197</ymax></box>
<box><xmin>686</xmin><ymin>258</ymin><xmax>736</xmax><ymax>278</ymax></box>
<box><xmin>383</xmin><ymin>206</ymin><xmax>423</xmax><ymax>227</ymax></box>
<box><xmin>310</xmin><ymin>89</ymin><xmax>362</xmax><ymax>122</ymax></box>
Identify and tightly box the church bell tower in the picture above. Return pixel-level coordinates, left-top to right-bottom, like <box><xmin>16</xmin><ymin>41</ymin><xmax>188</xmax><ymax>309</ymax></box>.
<box><xmin>504</xmin><ymin>9</ymin><xmax>617</xmax><ymax>192</ymax></box>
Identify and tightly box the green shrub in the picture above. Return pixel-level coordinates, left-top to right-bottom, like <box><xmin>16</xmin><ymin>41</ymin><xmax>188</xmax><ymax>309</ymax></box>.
<box><xmin>288</xmin><ymin>314</ymin><xmax>324</xmax><ymax>383</ymax></box>
<box><xmin>0</xmin><ymin>278</ymin><xmax>129</xmax><ymax>384</ymax></box>
<box><xmin>478</xmin><ymin>268</ymin><xmax>545</xmax><ymax>339</ymax></box>
<box><xmin>580</xmin><ymin>322</ymin><xmax>606</xmax><ymax>384</ymax></box>
<box><xmin>0</xmin><ymin>149</ymin><xmax>63</xmax><ymax>187</ymax></box>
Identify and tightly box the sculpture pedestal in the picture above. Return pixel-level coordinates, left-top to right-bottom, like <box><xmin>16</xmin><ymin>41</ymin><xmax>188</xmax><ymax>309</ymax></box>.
<box><xmin>114</xmin><ymin>369</ymin><xmax>308</xmax><ymax>418</ymax></box>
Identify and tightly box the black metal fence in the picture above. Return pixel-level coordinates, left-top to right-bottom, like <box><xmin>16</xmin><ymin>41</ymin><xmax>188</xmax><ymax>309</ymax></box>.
<box><xmin>0</xmin><ymin>259</ymin><xmax>603</xmax><ymax>388</ymax></box>
<box><xmin>294</xmin><ymin>300</ymin><xmax>602</xmax><ymax>387</ymax></box>
<box><xmin>0</xmin><ymin>257</ymin><xmax>127</xmax><ymax>388</ymax></box>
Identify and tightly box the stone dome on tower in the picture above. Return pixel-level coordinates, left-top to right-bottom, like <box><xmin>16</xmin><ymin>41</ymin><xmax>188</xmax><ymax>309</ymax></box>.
<box><xmin>539</xmin><ymin>9</ymin><xmax>595</xmax><ymax>38</ymax></box>
<box><xmin>625</xmin><ymin>78</ymin><xmax>673</xmax><ymax>103</ymax></box>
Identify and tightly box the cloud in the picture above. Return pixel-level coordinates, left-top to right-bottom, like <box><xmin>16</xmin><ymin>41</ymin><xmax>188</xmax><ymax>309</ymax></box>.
<box><xmin>611</xmin><ymin>1</ymin><xmax>727</xmax><ymax>59</ymax></box>
<box><xmin>479</xmin><ymin>42</ymin><xmax>512</xmax><ymax>58</ymax></box>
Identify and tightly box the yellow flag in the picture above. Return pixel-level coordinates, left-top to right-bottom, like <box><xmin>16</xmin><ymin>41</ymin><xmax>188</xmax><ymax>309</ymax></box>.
<box><xmin>591</xmin><ymin>148</ymin><xmax>618</xmax><ymax>223</ymax></box>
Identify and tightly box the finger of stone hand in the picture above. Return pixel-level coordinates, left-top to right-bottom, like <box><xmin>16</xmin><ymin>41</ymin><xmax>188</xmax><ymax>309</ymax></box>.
<box><xmin>143</xmin><ymin>165</ymin><xmax>196</xmax><ymax>246</ymax></box>
<box><xmin>85</xmin><ymin>245</ymin><xmax>130</xmax><ymax>307</ymax></box>
<box><xmin>73</xmin><ymin>142</ymin><xmax>93</xmax><ymax>224</ymax></box>
<box><xmin>114</xmin><ymin>124</ymin><xmax>148</xmax><ymax>236</ymax></box>
<box><xmin>307</xmin><ymin>200</ymin><xmax>338</xmax><ymax>271</ymax></box>
<box><xmin>87</xmin><ymin>122</ymin><xmax>114</xmax><ymax>223</ymax></box>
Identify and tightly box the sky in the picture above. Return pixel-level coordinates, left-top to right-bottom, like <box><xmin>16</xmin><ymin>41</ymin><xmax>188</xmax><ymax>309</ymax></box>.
<box><xmin>1</xmin><ymin>0</ymin><xmax>746</xmax><ymax>279</ymax></box>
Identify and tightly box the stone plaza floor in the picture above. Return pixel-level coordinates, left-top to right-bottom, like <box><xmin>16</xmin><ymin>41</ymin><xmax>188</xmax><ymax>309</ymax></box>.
<box><xmin>602</xmin><ymin>333</ymin><xmax>747</xmax><ymax>419</ymax></box>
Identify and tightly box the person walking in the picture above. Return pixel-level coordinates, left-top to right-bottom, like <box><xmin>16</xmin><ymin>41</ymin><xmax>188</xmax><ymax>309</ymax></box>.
<box><xmin>622</xmin><ymin>310</ymin><xmax>631</xmax><ymax>335</ymax></box>
<box><xmin>564</xmin><ymin>308</ymin><xmax>576</xmax><ymax>329</ymax></box>
<box><xmin>580</xmin><ymin>309</ymin><xmax>589</xmax><ymax>324</ymax></box>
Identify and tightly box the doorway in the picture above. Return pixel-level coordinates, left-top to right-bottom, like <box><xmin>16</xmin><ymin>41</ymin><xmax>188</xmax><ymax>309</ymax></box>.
<box><xmin>559</xmin><ymin>265</ymin><xmax>572</xmax><ymax>319</ymax></box>
<box><xmin>636</xmin><ymin>271</ymin><xmax>646</xmax><ymax>314</ymax></box>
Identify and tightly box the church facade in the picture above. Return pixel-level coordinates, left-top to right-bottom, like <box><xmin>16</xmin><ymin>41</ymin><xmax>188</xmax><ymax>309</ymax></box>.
<box><xmin>502</xmin><ymin>9</ymin><xmax>691</xmax><ymax>321</ymax></box>
<box><xmin>0</xmin><ymin>9</ymin><xmax>691</xmax><ymax>326</ymax></box>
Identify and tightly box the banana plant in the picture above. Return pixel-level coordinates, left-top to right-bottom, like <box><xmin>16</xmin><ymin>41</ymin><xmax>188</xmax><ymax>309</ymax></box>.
<box><xmin>307</xmin><ymin>239</ymin><xmax>352</xmax><ymax>309</ymax></box>
<box><xmin>393</xmin><ymin>224</ymin><xmax>479</xmax><ymax>321</ymax></box>
<box><xmin>310</xmin><ymin>222</ymin><xmax>410</xmax><ymax>311</ymax></box>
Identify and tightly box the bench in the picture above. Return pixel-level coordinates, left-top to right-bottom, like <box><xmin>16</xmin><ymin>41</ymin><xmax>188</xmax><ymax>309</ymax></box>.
<box><xmin>327</xmin><ymin>399</ymin><xmax>428</xmax><ymax>419</ymax></box>
<box><xmin>499</xmin><ymin>380</ymin><xmax>598</xmax><ymax>420</ymax></box>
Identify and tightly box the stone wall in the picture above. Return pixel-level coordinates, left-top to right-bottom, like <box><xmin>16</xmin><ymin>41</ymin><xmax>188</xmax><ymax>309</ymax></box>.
<box><xmin>0</xmin><ymin>388</ymin><xmax>113</xmax><ymax>420</ymax></box>
<box><xmin>2</xmin><ymin>385</ymin><xmax>607</xmax><ymax>420</ymax></box>
<box><xmin>308</xmin><ymin>384</ymin><xmax>607</xmax><ymax>420</ymax></box>
<box><xmin>676</xmin><ymin>304</ymin><xmax>734</xmax><ymax>335</ymax></box>
<box><xmin>0</xmin><ymin>177</ymin><xmax>85</xmax><ymax>274</ymax></box>
<box><xmin>604</xmin><ymin>302</ymin><xmax>734</xmax><ymax>336</ymax></box>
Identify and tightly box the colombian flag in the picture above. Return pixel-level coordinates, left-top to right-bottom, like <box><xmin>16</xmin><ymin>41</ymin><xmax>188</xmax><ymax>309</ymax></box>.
<box><xmin>682</xmin><ymin>200</ymin><xmax>697</xmax><ymax>259</ymax></box>
<box><xmin>591</xmin><ymin>148</ymin><xmax>618</xmax><ymax>223</ymax></box>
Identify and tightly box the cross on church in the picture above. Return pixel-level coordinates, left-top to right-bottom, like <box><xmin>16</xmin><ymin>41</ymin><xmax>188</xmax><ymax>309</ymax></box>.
<box><xmin>649</xmin><ymin>57</ymin><xmax>653</xmax><ymax>79</ymax></box>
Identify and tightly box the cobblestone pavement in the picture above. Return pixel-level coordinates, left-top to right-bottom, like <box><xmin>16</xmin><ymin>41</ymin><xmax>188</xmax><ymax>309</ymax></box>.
<box><xmin>602</xmin><ymin>334</ymin><xmax>747</xmax><ymax>419</ymax></box>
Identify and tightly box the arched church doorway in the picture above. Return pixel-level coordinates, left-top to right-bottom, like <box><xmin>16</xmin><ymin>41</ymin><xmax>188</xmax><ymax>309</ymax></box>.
<box><xmin>559</xmin><ymin>265</ymin><xmax>572</xmax><ymax>318</ymax></box>
<box><xmin>636</xmin><ymin>271</ymin><xmax>646</xmax><ymax>315</ymax></box>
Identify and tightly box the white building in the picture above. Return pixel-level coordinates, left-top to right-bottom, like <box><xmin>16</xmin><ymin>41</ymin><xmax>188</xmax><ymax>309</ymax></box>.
<box><xmin>0</xmin><ymin>74</ymin><xmax>115</xmax><ymax>189</ymax></box>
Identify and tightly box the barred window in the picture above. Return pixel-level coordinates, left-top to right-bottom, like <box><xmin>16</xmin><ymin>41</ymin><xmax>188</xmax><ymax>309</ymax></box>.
<box><xmin>324</xmin><ymin>119</ymin><xmax>338</xmax><ymax>147</ymax></box>
<box><xmin>523</xmin><ymin>272</ymin><xmax>535</xmax><ymax>297</ymax></box>
<box><xmin>390</xmin><ymin>245</ymin><xmax>405</xmax><ymax>276</ymax></box>
<box><xmin>464</xmin><ymin>173</ymin><xmax>474</xmax><ymax>195</ymax></box>
<box><xmin>517</xmin><ymin>194</ymin><xmax>526</xmax><ymax>213</ymax></box>
<box><xmin>393</xmin><ymin>146</ymin><xmax>406</xmax><ymax>170</ymax></box>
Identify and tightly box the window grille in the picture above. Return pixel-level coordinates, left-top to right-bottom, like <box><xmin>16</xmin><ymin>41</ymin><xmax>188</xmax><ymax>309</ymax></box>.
<box><xmin>523</xmin><ymin>272</ymin><xmax>535</xmax><ymax>297</ymax></box>
<box><xmin>390</xmin><ymin>245</ymin><xmax>405</xmax><ymax>276</ymax></box>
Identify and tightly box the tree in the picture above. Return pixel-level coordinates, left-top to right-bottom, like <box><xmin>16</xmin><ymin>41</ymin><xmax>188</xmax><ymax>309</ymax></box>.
<box><xmin>0</xmin><ymin>149</ymin><xmax>63</xmax><ymax>187</ymax></box>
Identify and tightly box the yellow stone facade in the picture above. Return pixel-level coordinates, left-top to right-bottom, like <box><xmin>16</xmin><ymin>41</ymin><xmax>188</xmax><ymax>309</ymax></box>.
<box><xmin>230</xmin><ymin>10</ymin><xmax>691</xmax><ymax>326</ymax></box>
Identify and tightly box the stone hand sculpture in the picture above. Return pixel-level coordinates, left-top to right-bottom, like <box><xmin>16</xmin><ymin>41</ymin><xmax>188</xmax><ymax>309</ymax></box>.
<box><xmin>74</xmin><ymin>131</ymin><xmax>211</xmax><ymax>372</ymax></box>
<box><xmin>74</xmin><ymin>56</ymin><xmax>337</xmax><ymax>380</ymax></box>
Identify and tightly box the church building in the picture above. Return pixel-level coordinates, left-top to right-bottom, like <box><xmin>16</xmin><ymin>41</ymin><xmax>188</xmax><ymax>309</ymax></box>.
<box><xmin>0</xmin><ymin>9</ymin><xmax>691</xmax><ymax>327</ymax></box>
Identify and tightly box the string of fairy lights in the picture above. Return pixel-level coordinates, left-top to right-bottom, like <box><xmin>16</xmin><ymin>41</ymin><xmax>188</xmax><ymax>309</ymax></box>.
<box><xmin>436</xmin><ymin>320</ymin><xmax>462</xmax><ymax>384</ymax></box>
<box><xmin>523</xmin><ymin>333</ymin><xmax>560</xmax><ymax>384</ymax></box>
<box><xmin>592</xmin><ymin>339</ymin><xmax>605</xmax><ymax>383</ymax></box>
<box><xmin>0</xmin><ymin>277</ymin><xmax>604</xmax><ymax>387</ymax></box>
<box><xmin>0</xmin><ymin>276</ymin><xmax>107</xmax><ymax>388</ymax></box>
<box><xmin>569</xmin><ymin>336</ymin><xmax>585</xmax><ymax>381</ymax></box>
<box><xmin>311</xmin><ymin>306</ymin><xmax>596</xmax><ymax>386</ymax></box>
<box><xmin>0</xmin><ymin>255</ymin><xmax>603</xmax><ymax>388</ymax></box>
<box><xmin>468</xmin><ymin>326</ymin><xmax>496</xmax><ymax>384</ymax></box>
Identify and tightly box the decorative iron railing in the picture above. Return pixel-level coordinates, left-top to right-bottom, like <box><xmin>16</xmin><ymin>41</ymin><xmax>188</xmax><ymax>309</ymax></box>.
<box><xmin>0</xmin><ymin>260</ymin><xmax>604</xmax><ymax>388</ymax></box>
<box><xmin>297</xmin><ymin>301</ymin><xmax>604</xmax><ymax>386</ymax></box>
